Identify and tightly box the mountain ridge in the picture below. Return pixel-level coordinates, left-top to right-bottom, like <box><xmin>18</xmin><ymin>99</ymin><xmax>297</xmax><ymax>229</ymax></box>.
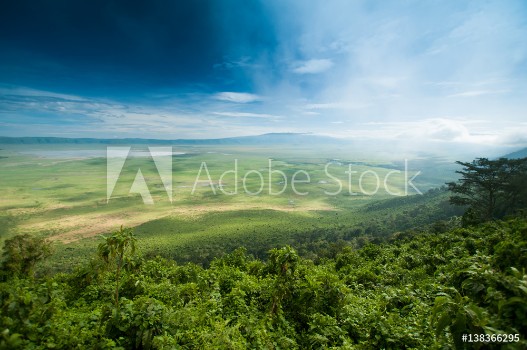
<box><xmin>502</xmin><ymin>147</ymin><xmax>527</xmax><ymax>159</ymax></box>
<box><xmin>0</xmin><ymin>133</ymin><xmax>343</xmax><ymax>145</ymax></box>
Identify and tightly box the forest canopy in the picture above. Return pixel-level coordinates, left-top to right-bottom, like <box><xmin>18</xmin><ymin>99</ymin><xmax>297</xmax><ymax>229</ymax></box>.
<box><xmin>447</xmin><ymin>157</ymin><xmax>527</xmax><ymax>225</ymax></box>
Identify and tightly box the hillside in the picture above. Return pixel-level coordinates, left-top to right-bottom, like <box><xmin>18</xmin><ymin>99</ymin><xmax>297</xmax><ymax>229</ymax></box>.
<box><xmin>1</xmin><ymin>218</ymin><xmax>525</xmax><ymax>349</ymax></box>
<box><xmin>1</xmin><ymin>152</ymin><xmax>525</xmax><ymax>349</ymax></box>
<box><xmin>44</xmin><ymin>188</ymin><xmax>461</xmax><ymax>270</ymax></box>
<box><xmin>503</xmin><ymin>148</ymin><xmax>527</xmax><ymax>159</ymax></box>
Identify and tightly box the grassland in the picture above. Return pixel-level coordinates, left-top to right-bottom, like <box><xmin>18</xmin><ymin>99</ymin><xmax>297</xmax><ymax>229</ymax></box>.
<box><xmin>0</xmin><ymin>143</ymin><xmax>459</xmax><ymax>269</ymax></box>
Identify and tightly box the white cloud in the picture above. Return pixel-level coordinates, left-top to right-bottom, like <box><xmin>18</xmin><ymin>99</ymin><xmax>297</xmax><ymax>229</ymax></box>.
<box><xmin>304</xmin><ymin>102</ymin><xmax>370</xmax><ymax>110</ymax></box>
<box><xmin>422</xmin><ymin>118</ymin><xmax>471</xmax><ymax>141</ymax></box>
<box><xmin>212</xmin><ymin>112</ymin><xmax>281</xmax><ymax>119</ymax></box>
<box><xmin>0</xmin><ymin>85</ymin><xmax>85</xmax><ymax>101</ymax></box>
<box><xmin>363</xmin><ymin>76</ymin><xmax>406</xmax><ymax>89</ymax></box>
<box><xmin>494</xmin><ymin>128</ymin><xmax>527</xmax><ymax>146</ymax></box>
<box><xmin>305</xmin><ymin>103</ymin><xmax>342</xmax><ymax>110</ymax></box>
<box><xmin>292</xmin><ymin>59</ymin><xmax>333</xmax><ymax>74</ymax></box>
<box><xmin>359</xmin><ymin>118</ymin><xmax>504</xmax><ymax>145</ymax></box>
<box><xmin>447</xmin><ymin>90</ymin><xmax>508</xmax><ymax>98</ymax></box>
<box><xmin>213</xmin><ymin>92</ymin><xmax>262</xmax><ymax>103</ymax></box>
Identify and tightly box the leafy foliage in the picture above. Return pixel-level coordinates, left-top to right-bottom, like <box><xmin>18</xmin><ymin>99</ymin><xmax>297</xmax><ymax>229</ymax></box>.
<box><xmin>0</xmin><ymin>234</ymin><xmax>52</xmax><ymax>279</ymax></box>
<box><xmin>448</xmin><ymin>157</ymin><xmax>527</xmax><ymax>225</ymax></box>
<box><xmin>1</xmin><ymin>217</ymin><xmax>526</xmax><ymax>349</ymax></box>
<box><xmin>98</xmin><ymin>226</ymin><xmax>138</xmax><ymax>307</ymax></box>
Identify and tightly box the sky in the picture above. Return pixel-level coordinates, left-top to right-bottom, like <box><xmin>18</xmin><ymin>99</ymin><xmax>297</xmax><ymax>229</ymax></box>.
<box><xmin>0</xmin><ymin>0</ymin><xmax>526</xmax><ymax>152</ymax></box>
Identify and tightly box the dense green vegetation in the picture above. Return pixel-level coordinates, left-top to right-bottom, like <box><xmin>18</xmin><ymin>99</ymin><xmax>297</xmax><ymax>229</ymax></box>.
<box><xmin>448</xmin><ymin>158</ymin><xmax>527</xmax><ymax>225</ymax></box>
<box><xmin>1</xmin><ymin>217</ymin><xmax>526</xmax><ymax>349</ymax></box>
<box><xmin>1</xmin><ymin>156</ymin><xmax>526</xmax><ymax>349</ymax></box>
<box><xmin>46</xmin><ymin>187</ymin><xmax>460</xmax><ymax>270</ymax></box>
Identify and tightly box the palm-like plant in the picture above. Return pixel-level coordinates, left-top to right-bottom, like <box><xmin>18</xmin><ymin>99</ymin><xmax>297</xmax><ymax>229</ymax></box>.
<box><xmin>98</xmin><ymin>225</ymin><xmax>137</xmax><ymax>307</ymax></box>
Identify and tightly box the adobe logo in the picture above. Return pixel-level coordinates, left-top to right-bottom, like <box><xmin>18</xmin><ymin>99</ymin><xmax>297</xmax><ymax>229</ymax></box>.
<box><xmin>106</xmin><ymin>147</ymin><xmax>173</xmax><ymax>205</ymax></box>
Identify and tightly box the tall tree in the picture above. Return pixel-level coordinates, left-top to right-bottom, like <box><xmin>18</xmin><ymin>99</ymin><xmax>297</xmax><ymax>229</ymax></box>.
<box><xmin>98</xmin><ymin>226</ymin><xmax>137</xmax><ymax>307</ymax></box>
<box><xmin>1</xmin><ymin>234</ymin><xmax>52</xmax><ymax>278</ymax></box>
<box><xmin>447</xmin><ymin>157</ymin><xmax>527</xmax><ymax>224</ymax></box>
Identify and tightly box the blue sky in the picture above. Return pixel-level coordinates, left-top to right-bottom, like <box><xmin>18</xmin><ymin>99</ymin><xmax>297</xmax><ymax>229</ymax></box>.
<box><xmin>0</xmin><ymin>0</ymin><xmax>526</xmax><ymax>151</ymax></box>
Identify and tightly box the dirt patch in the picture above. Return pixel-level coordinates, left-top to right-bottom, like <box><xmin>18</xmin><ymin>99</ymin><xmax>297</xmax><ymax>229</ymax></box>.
<box><xmin>41</xmin><ymin>202</ymin><xmax>336</xmax><ymax>244</ymax></box>
<box><xmin>44</xmin><ymin>211</ymin><xmax>170</xmax><ymax>244</ymax></box>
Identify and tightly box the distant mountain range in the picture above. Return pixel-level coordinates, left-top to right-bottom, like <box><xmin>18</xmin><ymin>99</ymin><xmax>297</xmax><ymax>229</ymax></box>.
<box><xmin>2</xmin><ymin>134</ymin><xmax>526</xmax><ymax>161</ymax></box>
<box><xmin>503</xmin><ymin>147</ymin><xmax>527</xmax><ymax>159</ymax></box>
<box><xmin>0</xmin><ymin>133</ymin><xmax>343</xmax><ymax>146</ymax></box>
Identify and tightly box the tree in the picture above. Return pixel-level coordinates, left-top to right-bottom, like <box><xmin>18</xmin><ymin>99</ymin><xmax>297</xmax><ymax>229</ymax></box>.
<box><xmin>0</xmin><ymin>234</ymin><xmax>52</xmax><ymax>278</ymax></box>
<box><xmin>267</xmin><ymin>246</ymin><xmax>299</xmax><ymax>315</ymax></box>
<box><xmin>98</xmin><ymin>226</ymin><xmax>137</xmax><ymax>307</ymax></box>
<box><xmin>447</xmin><ymin>157</ymin><xmax>527</xmax><ymax>225</ymax></box>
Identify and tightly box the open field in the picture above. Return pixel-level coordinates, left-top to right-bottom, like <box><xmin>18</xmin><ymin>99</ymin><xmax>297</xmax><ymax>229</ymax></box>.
<box><xmin>0</xmin><ymin>143</ymin><xmax>459</xmax><ymax>268</ymax></box>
